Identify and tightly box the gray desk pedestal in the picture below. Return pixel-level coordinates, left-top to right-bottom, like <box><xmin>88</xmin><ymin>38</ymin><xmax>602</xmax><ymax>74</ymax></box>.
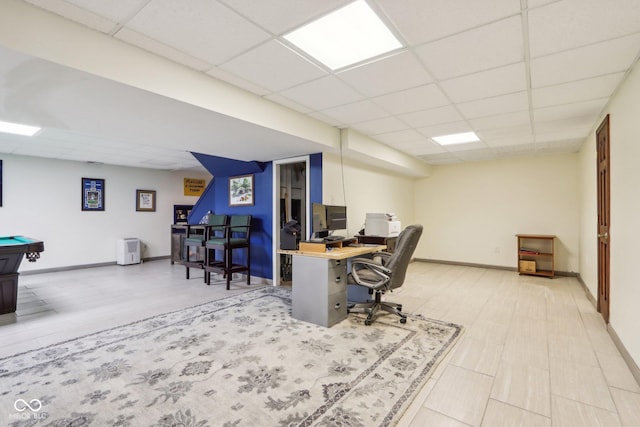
<box><xmin>291</xmin><ymin>256</ymin><xmax>347</xmax><ymax>327</ymax></box>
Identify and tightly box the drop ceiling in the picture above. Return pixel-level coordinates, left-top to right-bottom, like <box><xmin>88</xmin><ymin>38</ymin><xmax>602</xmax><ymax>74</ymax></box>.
<box><xmin>1</xmin><ymin>0</ymin><xmax>639</xmax><ymax>172</ymax></box>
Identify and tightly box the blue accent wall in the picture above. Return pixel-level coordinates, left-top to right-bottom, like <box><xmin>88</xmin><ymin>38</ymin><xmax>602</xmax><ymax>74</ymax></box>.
<box><xmin>189</xmin><ymin>152</ymin><xmax>323</xmax><ymax>282</ymax></box>
<box><xmin>310</xmin><ymin>153</ymin><xmax>322</xmax><ymax>205</ymax></box>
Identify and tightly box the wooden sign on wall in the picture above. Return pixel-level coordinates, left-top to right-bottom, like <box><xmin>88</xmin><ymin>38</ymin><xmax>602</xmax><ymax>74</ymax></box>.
<box><xmin>184</xmin><ymin>178</ymin><xmax>205</xmax><ymax>196</ymax></box>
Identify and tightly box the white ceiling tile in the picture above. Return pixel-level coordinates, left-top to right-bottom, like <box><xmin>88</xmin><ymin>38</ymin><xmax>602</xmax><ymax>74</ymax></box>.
<box><xmin>398</xmin><ymin>105</ymin><xmax>462</xmax><ymax>128</ymax></box>
<box><xmin>441</xmin><ymin>140</ymin><xmax>489</xmax><ymax>153</ymax></box>
<box><xmin>532</xmin><ymin>73</ymin><xmax>624</xmax><ymax>108</ymax></box>
<box><xmin>528</xmin><ymin>0</ymin><xmax>640</xmax><ymax>58</ymax></box>
<box><xmin>279</xmin><ymin>75</ymin><xmax>364</xmax><ymax>111</ymax></box>
<box><xmin>49</xmin><ymin>0</ymin><xmax>148</xmax><ymax>24</ymax></box>
<box><xmin>125</xmin><ymin>0</ymin><xmax>271</xmax><ymax>65</ymax></box>
<box><xmin>115</xmin><ymin>28</ymin><xmax>214</xmax><ymax>71</ymax></box>
<box><xmin>418</xmin><ymin>152</ymin><xmax>461</xmax><ymax>164</ymax></box>
<box><xmin>263</xmin><ymin>93</ymin><xmax>313</xmax><ymax>114</ymax></box>
<box><xmin>374</xmin><ymin>129</ymin><xmax>425</xmax><ymax>145</ymax></box>
<box><xmin>535</xmin><ymin>125</ymin><xmax>591</xmax><ymax>143</ymax></box>
<box><xmin>527</xmin><ymin>0</ymin><xmax>561</xmax><ymax>9</ymax></box>
<box><xmin>531</xmin><ymin>34</ymin><xmax>640</xmax><ymax>88</ymax></box>
<box><xmin>376</xmin><ymin>0</ymin><xmax>520</xmax><ymax>45</ymax></box>
<box><xmin>206</xmin><ymin>66</ymin><xmax>271</xmax><ymax>96</ymax></box>
<box><xmin>417</xmin><ymin>121</ymin><xmax>473</xmax><ymax>139</ymax></box>
<box><xmin>495</xmin><ymin>142</ymin><xmax>542</xmax><ymax>155</ymax></box>
<box><xmin>218</xmin><ymin>0</ymin><xmax>351</xmax><ymax>34</ymax></box>
<box><xmin>24</xmin><ymin>0</ymin><xmax>125</xmax><ymax>33</ymax></box>
<box><xmin>373</xmin><ymin>84</ymin><xmax>449</xmax><ymax>115</ymax></box>
<box><xmin>478</xmin><ymin>124</ymin><xmax>533</xmax><ymax>142</ymax></box>
<box><xmin>470</xmin><ymin>110</ymin><xmax>531</xmax><ymax>131</ymax></box>
<box><xmin>440</xmin><ymin>62</ymin><xmax>527</xmax><ymax>103</ymax></box>
<box><xmin>483</xmin><ymin>133</ymin><xmax>535</xmax><ymax>148</ymax></box>
<box><xmin>533</xmin><ymin>99</ymin><xmax>608</xmax><ymax>124</ymax></box>
<box><xmin>220</xmin><ymin>41</ymin><xmax>327</xmax><ymax>92</ymax></box>
<box><xmin>392</xmin><ymin>139</ymin><xmax>445</xmax><ymax>156</ymax></box>
<box><xmin>454</xmin><ymin>148</ymin><xmax>497</xmax><ymax>161</ymax></box>
<box><xmin>541</xmin><ymin>138</ymin><xmax>585</xmax><ymax>152</ymax></box>
<box><xmin>307</xmin><ymin>110</ymin><xmax>345</xmax><ymax>127</ymax></box>
<box><xmin>415</xmin><ymin>16</ymin><xmax>523</xmax><ymax>80</ymax></box>
<box><xmin>0</xmin><ymin>139</ymin><xmax>20</xmax><ymax>153</ymax></box>
<box><xmin>12</xmin><ymin>144</ymin><xmax>71</xmax><ymax>157</ymax></box>
<box><xmin>8</xmin><ymin>0</ymin><xmax>640</xmax><ymax>168</ymax></box>
<box><xmin>321</xmin><ymin>100</ymin><xmax>388</xmax><ymax>124</ymax></box>
<box><xmin>337</xmin><ymin>51</ymin><xmax>433</xmax><ymax>97</ymax></box>
<box><xmin>352</xmin><ymin>116</ymin><xmax>408</xmax><ymax>135</ymax></box>
<box><xmin>457</xmin><ymin>91</ymin><xmax>529</xmax><ymax>119</ymax></box>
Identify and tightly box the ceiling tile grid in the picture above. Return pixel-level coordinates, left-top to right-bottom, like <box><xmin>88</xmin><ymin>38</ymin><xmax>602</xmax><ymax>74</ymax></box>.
<box><xmin>5</xmin><ymin>0</ymin><xmax>640</xmax><ymax>170</ymax></box>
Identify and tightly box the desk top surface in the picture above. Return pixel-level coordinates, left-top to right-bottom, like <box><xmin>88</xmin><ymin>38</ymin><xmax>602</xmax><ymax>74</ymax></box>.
<box><xmin>279</xmin><ymin>244</ymin><xmax>386</xmax><ymax>260</ymax></box>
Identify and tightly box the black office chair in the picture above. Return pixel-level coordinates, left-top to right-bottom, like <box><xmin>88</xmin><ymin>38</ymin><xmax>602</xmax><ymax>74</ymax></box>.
<box><xmin>183</xmin><ymin>214</ymin><xmax>228</xmax><ymax>280</ymax></box>
<box><xmin>204</xmin><ymin>215</ymin><xmax>252</xmax><ymax>290</ymax></box>
<box><xmin>347</xmin><ymin>224</ymin><xmax>423</xmax><ymax>325</ymax></box>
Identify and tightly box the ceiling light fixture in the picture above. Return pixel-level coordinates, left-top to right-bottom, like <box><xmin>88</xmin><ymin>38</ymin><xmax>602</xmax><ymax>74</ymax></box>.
<box><xmin>283</xmin><ymin>0</ymin><xmax>403</xmax><ymax>70</ymax></box>
<box><xmin>0</xmin><ymin>120</ymin><xmax>41</xmax><ymax>136</ymax></box>
<box><xmin>432</xmin><ymin>132</ymin><xmax>480</xmax><ymax>146</ymax></box>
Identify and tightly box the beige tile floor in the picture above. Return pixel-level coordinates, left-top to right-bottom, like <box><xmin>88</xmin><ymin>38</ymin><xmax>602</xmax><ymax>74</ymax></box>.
<box><xmin>2</xmin><ymin>260</ymin><xmax>639</xmax><ymax>426</ymax></box>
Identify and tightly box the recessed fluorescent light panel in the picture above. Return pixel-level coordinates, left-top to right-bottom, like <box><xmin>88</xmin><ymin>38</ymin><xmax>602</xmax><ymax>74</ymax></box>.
<box><xmin>432</xmin><ymin>132</ymin><xmax>480</xmax><ymax>146</ymax></box>
<box><xmin>283</xmin><ymin>0</ymin><xmax>402</xmax><ymax>70</ymax></box>
<box><xmin>0</xmin><ymin>120</ymin><xmax>41</xmax><ymax>136</ymax></box>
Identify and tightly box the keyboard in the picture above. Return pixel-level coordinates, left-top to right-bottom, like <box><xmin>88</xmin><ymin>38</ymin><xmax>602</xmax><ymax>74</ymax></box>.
<box><xmin>324</xmin><ymin>235</ymin><xmax>345</xmax><ymax>242</ymax></box>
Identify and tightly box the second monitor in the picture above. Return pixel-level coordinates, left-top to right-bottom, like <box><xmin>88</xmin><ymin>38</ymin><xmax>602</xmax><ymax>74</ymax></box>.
<box><xmin>312</xmin><ymin>203</ymin><xmax>347</xmax><ymax>239</ymax></box>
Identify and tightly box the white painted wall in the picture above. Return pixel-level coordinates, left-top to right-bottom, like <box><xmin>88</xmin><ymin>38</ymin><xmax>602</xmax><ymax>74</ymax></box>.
<box><xmin>578</xmin><ymin>138</ymin><xmax>598</xmax><ymax>298</ymax></box>
<box><xmin>580</xmin><ymin>62</ymin><xmax>640</xmax><ymax>368</ymax></box>
<box><xmin>0</xmin><ymin>154</ymin><xmax>210</xmax><ymax>272</ymax></box>
<box><xmin>413</xmin><ymin>154</ymin><xmax>580</xmax><ymax>272</ymax></box>
<box><xmin>322</xmin><ymin>153</ymin><xmax>414</xmax><ymax>237</ymax></box>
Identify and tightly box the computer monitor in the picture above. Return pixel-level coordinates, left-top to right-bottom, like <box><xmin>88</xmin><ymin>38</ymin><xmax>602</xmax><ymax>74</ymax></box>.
<box><xmin>326</xmin><ymin>205</ymin><xmax>347</xmax><ymax>231</ymax></box>
<box><xmin>312</xmin><ymin>203</ymin><xmax>327</xmax><ymax>236</ymax></box>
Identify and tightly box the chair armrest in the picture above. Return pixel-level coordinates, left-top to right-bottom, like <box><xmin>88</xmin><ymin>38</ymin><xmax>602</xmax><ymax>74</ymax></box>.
<box><xmin>351</xmin><ymin>257</ymin><xmax>392</xmax><ymax>275</ymax></box>
<box><xmin>350</xmin><ymin>266</ymin><xmax>389</xmax><ymax>288</ymax></box>
<box><xmin>376</xmin><ymin>252</ymin><xmax>392</xmax><ymax>262</ymax></box>
<box><xmin>350</xmin><ymin>257</ymin><xmax>392</xmax><ymax>288</ymax></box>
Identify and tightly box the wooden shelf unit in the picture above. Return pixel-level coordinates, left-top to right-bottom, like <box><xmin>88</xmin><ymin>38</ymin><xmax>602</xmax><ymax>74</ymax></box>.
<box><xmin>516</xmin><ymin>234</ymin><xmax>556</xmax><ymax>278</ymax></box>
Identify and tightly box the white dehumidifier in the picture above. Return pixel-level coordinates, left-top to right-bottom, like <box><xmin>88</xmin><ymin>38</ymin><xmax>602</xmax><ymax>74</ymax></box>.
<box><xmin>117</xmin><ymin>238</ymin><xmax>141</xmax><ymax>265</ymax></box>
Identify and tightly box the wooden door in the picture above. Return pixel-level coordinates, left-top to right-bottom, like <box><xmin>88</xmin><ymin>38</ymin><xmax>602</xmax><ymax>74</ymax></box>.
<box><xmin>597</xmin><ymin>115</ymin><xmax>610</xmax><ymax>324</ymax></box>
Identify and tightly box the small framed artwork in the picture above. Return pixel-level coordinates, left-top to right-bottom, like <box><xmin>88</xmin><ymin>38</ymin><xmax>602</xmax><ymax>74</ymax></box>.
<box><xmin>136</xmin><ymin>189</ymin><xmax>156</xmax><ymax>212</ymax></box>
<box><xmin>82</xmin><ymin>177</ymin><xmax>105</xmax><ymax>211</ymax></box>
<box><xmin>229</xmin><ymin>174</ymin><xmax>254</xmax><ymax>206</ymax></box>
<box><xmin>173</xmin><ymin>204</ymin><xmax>193</xmax><ymax>224</ymax></box>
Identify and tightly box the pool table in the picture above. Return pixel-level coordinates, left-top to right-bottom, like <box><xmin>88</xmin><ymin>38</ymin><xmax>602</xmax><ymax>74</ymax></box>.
<box><xmin>0</xmin><ymin>236</ymin><xmax>44</xmax><ymax>314</ymax></box>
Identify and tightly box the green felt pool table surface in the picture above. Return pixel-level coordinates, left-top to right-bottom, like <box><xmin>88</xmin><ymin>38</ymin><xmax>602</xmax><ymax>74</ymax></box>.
<box><xmin>0</xmin><ymin>236</ymin><xmax>40</xmax><ymax>246</ymax></box>
<box><xmin>0</xmin><ymin>236</ymin><xmax>44</xmax><ymax>251</ymax></box>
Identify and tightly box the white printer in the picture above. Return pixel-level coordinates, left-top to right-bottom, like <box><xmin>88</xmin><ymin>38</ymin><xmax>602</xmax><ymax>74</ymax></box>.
<box><xmin>365</xmin><ymin>213</ymin><xmax>401</xmax><ymax>237</ymax></box>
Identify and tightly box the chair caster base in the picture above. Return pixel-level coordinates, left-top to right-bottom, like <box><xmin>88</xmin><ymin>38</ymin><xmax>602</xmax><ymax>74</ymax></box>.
<box><xmin>400</xmin><ymin>317</ymin><xmax>407</xmax><ymax>324</ymax></box>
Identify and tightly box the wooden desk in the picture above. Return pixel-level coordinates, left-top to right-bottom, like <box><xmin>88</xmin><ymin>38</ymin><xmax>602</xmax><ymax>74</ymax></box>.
<box><xmin>356</xmin><ymin>235</ymin><xmax>398</xmax><ymax>252</ymax></box>
<box><xmin>279</xmin><ymin>244</ymin><xmax>385</xmax><ymax>327</ymax></box>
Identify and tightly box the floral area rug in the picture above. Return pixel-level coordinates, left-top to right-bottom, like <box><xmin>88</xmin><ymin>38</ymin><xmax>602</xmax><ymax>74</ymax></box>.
<box><xmin>0</xmin><ymin>287</ymin><xmax>462</xmax><ymax>427</ymax></box>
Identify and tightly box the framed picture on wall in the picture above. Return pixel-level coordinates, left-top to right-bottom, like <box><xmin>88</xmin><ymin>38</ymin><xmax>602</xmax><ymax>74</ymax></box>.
<box><xmin>229</xmin><ymin>174</ymin><xmax>254</xmax><ymax>206</ymax></box>
<box><xmin>173</xmin><ymin>204</ymin><xmax>193</xmax><ymax>224</ymax></box>
<box><xmin>81</xmin><ymin>177</ymin><xmax>105</xmax><ymax>211</ymax></box>
<box><xmin>136</xmin><ymin>189</ymin><xmax>156</xmax><ymax>212</ymax></box>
